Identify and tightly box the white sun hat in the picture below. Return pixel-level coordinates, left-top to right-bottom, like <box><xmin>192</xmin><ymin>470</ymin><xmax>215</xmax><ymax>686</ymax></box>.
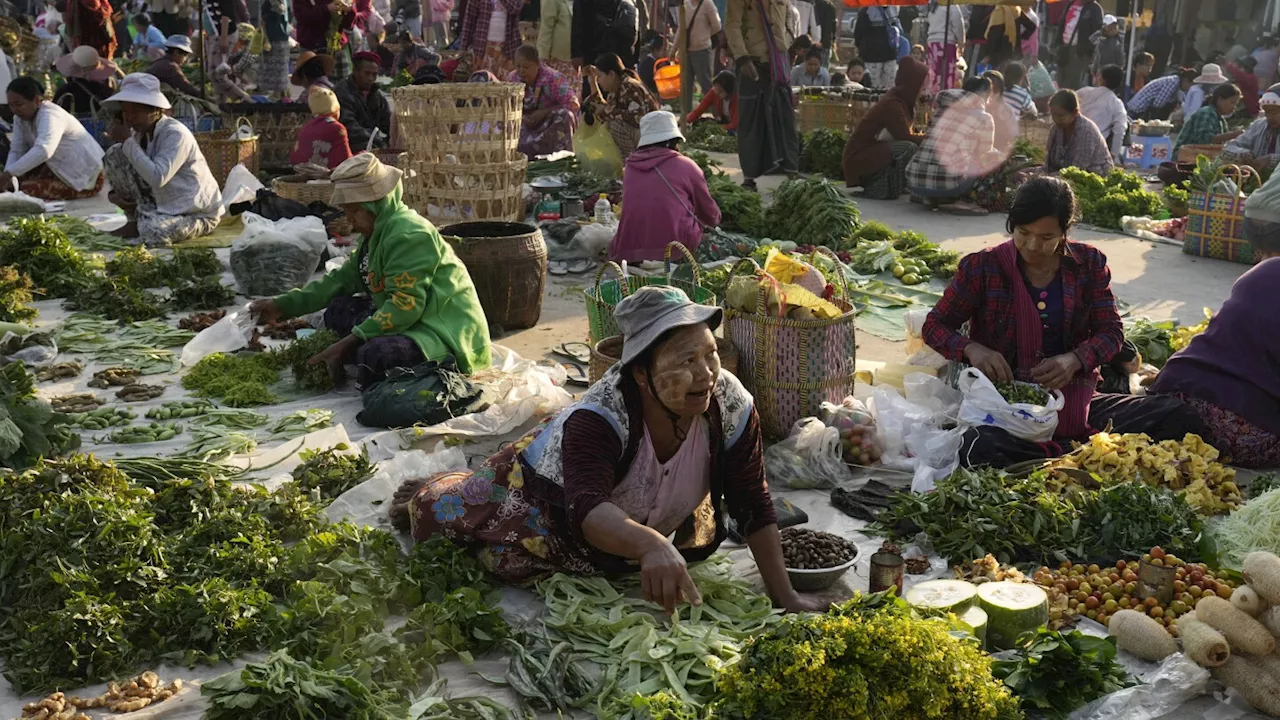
<box><xmin>103</xmin><ymin>73</ymin><xmax>172</xmax><ymax>110</ymax></box>
<box><xmin>637</xmin><ymin>110</ymin><xmax>685</xmax><ymax>148</ymax></box>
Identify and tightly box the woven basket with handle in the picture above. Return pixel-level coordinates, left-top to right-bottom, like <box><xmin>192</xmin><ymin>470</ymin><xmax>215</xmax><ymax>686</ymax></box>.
<box><xmin>584</xmin><ymin>242</ymin><xmax>718</xmax><ymax>344</ymax></box>
<box><xmin>196</xmin><ymin>116</ymin><xmax>260</xmax><ymax>188</ymax></box>
<box><xmin>722</xmin><ymin>247</ymin><xmax>858</xmax><ymax>439</ymax></box>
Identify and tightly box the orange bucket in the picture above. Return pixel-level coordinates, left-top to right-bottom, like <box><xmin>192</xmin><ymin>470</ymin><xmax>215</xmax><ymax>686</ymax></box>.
<box><xmin>654</xmin><ymin>58</ymin><xmax>681</xmax><ymax>100</ymax></box>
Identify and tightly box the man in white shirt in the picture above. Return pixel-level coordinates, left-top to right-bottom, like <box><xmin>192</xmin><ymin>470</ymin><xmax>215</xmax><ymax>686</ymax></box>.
<box><xmin>791</xmin><ymin>0</ymin><xmax>820</xmax><ymax>46</ymax></box>
<box><xmin>1</xmin><ymin>75</ymin><xmax>105</xmax><ymax>200</ymax></box>
<box><xmin>1076</xmin><ymin>64</ymin><xmax>1130</xmax><ymax>163</ymax></box>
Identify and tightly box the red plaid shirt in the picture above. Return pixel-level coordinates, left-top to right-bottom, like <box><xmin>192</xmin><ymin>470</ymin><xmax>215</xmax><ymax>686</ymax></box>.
<box><xmin>923</xmin><ymin>240</ymin><xmax>1124</xmax><ymax>377</ymax></box>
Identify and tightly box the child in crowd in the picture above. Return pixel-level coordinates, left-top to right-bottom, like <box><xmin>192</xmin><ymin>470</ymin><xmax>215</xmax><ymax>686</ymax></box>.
<box><xmin>638</xmin><ymin>32</ymin><xmax>668</xmax><ymax>97</ymax></box>
<box><xmin>685</xmin><ymin>69</ymin><xmax>738</xmax><ymax>131</ymax></box>
<box><xmin>846</xmin><ymin>58</ymin><xmax>867</xmax><ymax>86</ymax></box>
<box><xmin>1002</xmin><ymin>61</ymin><xmax>1038</xmax><ymax>118</ymax></box>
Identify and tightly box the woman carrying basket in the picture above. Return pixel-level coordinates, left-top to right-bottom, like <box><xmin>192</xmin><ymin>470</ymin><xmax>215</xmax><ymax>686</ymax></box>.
<box><xmin>610</xmin><ymin>112</ymin><xmax>720</xmax><ymax>263</ymax></box>
<box><xmin>249</xmin><ymin>154</ymin><xmax>491</xmax><ymax>386</ymax></box>
<box><xmin>922</xmin><ymin>177</ymin><xmax>1205</xmax><ymax>468</ymax></box>
<box><xmin>387</xmin><ymin>285</ymin><xmax>831</xmax><ymax>615</ymax></box>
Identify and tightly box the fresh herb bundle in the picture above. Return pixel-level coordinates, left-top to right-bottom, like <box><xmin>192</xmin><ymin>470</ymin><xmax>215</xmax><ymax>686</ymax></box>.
<box><xmin>684</xmin><ymin>121</ymin><xmax>738</xmax><ymax>153</ymax></box>
<box><xmin>762</xmin><ymin>177</ymin><xmax>861</xmax><ymax>248</ymax></box>
<box><xmin>0</xmin><ymin>362</ymin><xmax>79</xmax><ymax>469</ymax></box>
<box><xmin>0</xmin><ymin>217</ymin><xmax>96</xmax><ymax>297</ymax></box>
<box><xmin>271</xmin><ymin>329</ymin><xmax>341</xmax><ymax>391</ymax></box>
<box><xmin>992</xmin><ymin>629</ymin><xmax>1133</xmax><ymax>719</ymax></box>
<box><xmin>182</xmin><ymin>352</ymin><xmax>281</xmax><ymax>406</ymax></box>
<box><xmin>170</xmin><ymin>276</ymin><xmax>237</xmax><ymax>310</ymax></box>
<box><xmin>105</xmin><ymin>246</ymin><xmax>168</xmax><ymax>287</ymax></box>
<box><xmin>202</xmin><ymin>649</ymin><xmax>402</xmax><ymax>720</ymax></box>
<box><xmin>65</xmin><ymin>276</ymin><xmax>166</xmax><ymax>322</ymax></box>
<box><xmin>290</xmin><ymin>443</ymin><xmax>376</xmax><ymax>503</ymax></box>
<box><xmin>798</xmin><ymin>128</ymin><xmax>846</xmax><ymax>180</ymax></box>
<box><xmin>706</xmin><ymin>175</ymin><xmax>766</xmax><ymax>236</ymax></box>
<box><xmin>0</xmin><ymin>265</ymin><xmax>37</xmax><ymax>323</ymax></box>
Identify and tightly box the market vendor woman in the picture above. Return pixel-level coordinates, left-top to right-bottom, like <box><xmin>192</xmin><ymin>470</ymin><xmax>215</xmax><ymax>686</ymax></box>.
<box><xmin>389</xmin><ymin>286</ymin><xmax>828</xmax><ymax>614</ymax></box>
<box><xmin>250</xmin><ymin>154</ymin><xmax>491</xmax><ymax>385</ymax></box>
<box><xmin>923</xmin><ymin>176</ymin><xmax>1207</xmax><ymax>467</ymax></box>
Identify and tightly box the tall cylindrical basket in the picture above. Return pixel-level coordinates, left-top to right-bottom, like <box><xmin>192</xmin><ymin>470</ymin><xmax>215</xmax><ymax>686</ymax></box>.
<box><xmin>440</xmin><ymin>221</ymin><xmax>548</xmax><ymax>329</ymax></box>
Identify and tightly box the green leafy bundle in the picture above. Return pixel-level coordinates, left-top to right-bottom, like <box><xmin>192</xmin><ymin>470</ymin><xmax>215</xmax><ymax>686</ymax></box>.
<box><xmin>0</xmin><ymin>362</ymin><xmax>78</xmax><ymax>469</ymax></box>
<box><xmin>684</xmin><ymin>122</ymin><xmax>738</xmax><ymax>153</ymax></box>
<box><xmin>105</xmin><ymin>246</ymin><xmax>168</xmax><ymax>287</ymax></box>
<box><xmin>170</xmin><ymin>276</ymin><xmax>237</xmax><ymax>310</ymax></box>
<box><xmin>1013</xmin><ymin>137</ymin><xmax>1047</xmax><ymax>163</ymax></box>
<box><xmin>65</xmin><ymin>276</ymin><xmax>166</xmax><ymax>322</ymax></box>
<box><xmin>707</xmin><ymin>175</ymin><xmax>766</xmax><ymax>235</ymax></box>
<box><xmin>182</xmin><ymin>352</ymin><xmax>281</xmax><ymax>406</ymax></box>
<box><xmin>873</xmin><ymin>466</ymin><xmax>1204</xmax><ymax>564</ymax></box>
<box><xmin>1125</xmin><ymin>317</ymin><xmax>1176</xmax><ymax>368</ymax></box>
<box><xmin>0</xmin><ymin>217</ymin><xmax>95</xmax><ymax>297</ymax></box>
<box><xmin>1059</xmin><ymin>168</ymin><xmax>1161</xmax><ymax>230</ymax></box>
<box><xmin>798</xmin><ymin>128</ymin><xmax>847</xmax><ymax>180</ymax></box>
<box><xmin>715</xmin><ymin>593</ymin><xmax>1021</xmax><ymax>720</ymax></box>
<box><xmin>290</xmin><ymin>444</ymin><xmax>376</xmax><ymax>503</ymax></box>
<box><xmin>992</xmin><ymin>629</ymin><xmax>1133</xmax><ymax>719</ymax></box>
<box><xmin>1162</xmin><ymin>181</ymin><xmax>1190</xmax><ymax>217</ymax></box>
<box><xmin>271</xmin><ymin>329</ymin><xmax>341</xmax><ymax>391</ymax></box>
<box><xmin>202</xmin><ymin>649</ymin><xmax>403</xmax><ymax>720</ymax></box>
<box><xmin>0</xmin><ymin>265</ymin><xmax>37</xmax><ymax>323</ymax></box>
<box><xmin>762</xmin><ymin>177</ymin><xmax>861</xmax><ymax>248</ymax></box>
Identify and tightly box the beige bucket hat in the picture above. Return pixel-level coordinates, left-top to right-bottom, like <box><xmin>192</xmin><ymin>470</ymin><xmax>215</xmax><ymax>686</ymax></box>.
<box><xmin>330</xmin><ymin>153</ymin><xmax>404</xmax><ymax>206</ymax></box>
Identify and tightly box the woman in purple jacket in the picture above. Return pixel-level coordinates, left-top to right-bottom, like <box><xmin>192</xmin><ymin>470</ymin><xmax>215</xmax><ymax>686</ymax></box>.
<box><xmin>609</xmin><ymin>111</ymin><xmax>721</xmax><ymax>263</ymax></box>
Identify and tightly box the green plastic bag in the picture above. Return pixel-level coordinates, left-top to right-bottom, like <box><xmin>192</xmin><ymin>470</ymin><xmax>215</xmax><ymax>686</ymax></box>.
<box><xmin>573</xmin><ymin>120</ymin><xmax>624</xmax><ymax>179</ymax></box>
<box><xmin>357</xmin><ymin>359</ymin><xmax>489</xmax><ymax>429</ymax></box>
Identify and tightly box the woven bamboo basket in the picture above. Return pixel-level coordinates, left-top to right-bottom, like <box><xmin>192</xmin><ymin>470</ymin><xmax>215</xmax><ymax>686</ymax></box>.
<box><xmin>1178</xmin><ymin>144</ymin><xmax>1224</xmax><ymax>164</ymax></box>
<box><xmin>1019</xmin><ymin>116</ymin><xmax>1052</xmax><ymax>149</ymax></box>
<box><xmin>221</xmin><ymin>102</ymin><xmax>311</xmax><ymax>170</ymax></box>
<box><xmin>584</xmin><ymin>243</ymin><xmax>717</xmax><ymax>344</ymax></box>
<box><xmin>439</xmin><ymin>221</ymin><xmax>548</xmax><ymax>329</ymax></box>
<box><xmin>404</xmin><ymin>150</ymin><xmax>528</xmax><ymax>223</ymax></box>
<box><xmin>722</xmin><ymin>249</ymin><xmax>858</xmax><ymax>439</ymax></box>
<box><xmin>590</xmin><ymin>335</ymin><xmax>740</xmax><ymax>385</ymax></box>
<box><xmin>390</xmin><ymin>83</ymin><xmax>523</xmax><ymax>165</ymax></box>
<box><xmin>271</xmin><ymin>176</ymin><xmax>351</xmax><ymax>235</ymax></box>
<box><xmin>196</xmin><ymin>116</ymin><xmax>260</xmax><ymax>187</ymax></box>
<box><xmin>914</xmin><ymin>96</ymin><xmax>934</xmax><ymax>132</ymax></box>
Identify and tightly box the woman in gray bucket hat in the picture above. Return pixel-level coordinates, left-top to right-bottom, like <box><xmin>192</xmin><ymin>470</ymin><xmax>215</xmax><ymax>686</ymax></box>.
<box><xmin>389</xmin><ymin>286</ymin><xmax>829</xmax><ymax>614</ymax></box>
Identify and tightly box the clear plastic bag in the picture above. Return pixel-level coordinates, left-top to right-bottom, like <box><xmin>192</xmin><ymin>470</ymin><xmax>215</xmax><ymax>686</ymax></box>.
<box><xmin>870</xmin><ymin>384</ymin><xmax>964</xmax><ymax>493</ymax></box>
<box><xmin>763</xmin><ymin>417</ymin><xmax>853</xmax><ymax>489</ymax></box>
<box><xmin>957</xmin><ymin>367</ymin><xmax>1065</xmax><ymax>443</ymax></box>
<box><xmin>180</xmin><ymin>304</ymin><xmax>257</xmax><ymax>367</ymax></box>
<box><xmin>221</xmin><ymin>163</ymin><xmax>265</xmax><ymax>214</ymax></box>
<box><xmin>1068</xmin><ymin>652</ymin><xmax>1210</xmax><ymax>720</ymax></box>
<box><xmin>229</xmin><ymin>212</ymin><xmax>330</xmax><ymax>297</ymax></box>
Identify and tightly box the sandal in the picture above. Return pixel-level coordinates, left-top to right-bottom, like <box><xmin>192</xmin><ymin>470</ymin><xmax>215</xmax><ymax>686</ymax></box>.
<box><xmin>561</xmin><ymin>362</ymin><xmax>589</xmax><ymax>387</ymax></box>
<box><xmin>742</xmin><ymin>178</ymin><xmax>758</xmax><ymax>192</ymax></box>
<box><xmin>549</xmin><ymin>260</ymin><xmax>570</xmax><ymax>276</ymax></box>
<box><xmin>551</xmin><ymin>342</ymin><xmax>592</xmax><ymax>364</ymax></box>
<box><xmin>566</xmin><ymin>258</ymin><xmax>597</xmax><ymax>274</ymax></box>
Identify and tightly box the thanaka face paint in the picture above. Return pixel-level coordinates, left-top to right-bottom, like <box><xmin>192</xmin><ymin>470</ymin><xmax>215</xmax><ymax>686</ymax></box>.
<box><xmin>643</xmin><ymin>325</ymin><xmax>720</xmax><ymax>417</ymax></box>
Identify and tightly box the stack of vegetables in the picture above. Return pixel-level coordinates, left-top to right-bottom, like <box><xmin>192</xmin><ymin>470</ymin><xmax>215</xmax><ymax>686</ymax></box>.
<box><xmin>797</xmin><ymin>128</ymin><xmax>846</xmax><ymax>181</ymax></box>
<box><xmin>1059</xmin><ymin>167</ymin><xmax>1163</xmax><ymax>231</ymax></box>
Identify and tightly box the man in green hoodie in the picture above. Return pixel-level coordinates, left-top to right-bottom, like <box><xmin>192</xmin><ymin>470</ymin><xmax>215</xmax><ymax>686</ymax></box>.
<box><xmin>250</xmin><ymin>154</ymin><xmax>491</xmax><ymax>386</ymax></box>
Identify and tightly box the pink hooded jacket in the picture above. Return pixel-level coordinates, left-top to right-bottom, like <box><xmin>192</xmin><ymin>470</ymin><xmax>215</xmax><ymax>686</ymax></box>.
<box><xmin>608</xmin><ymin>146</ymin><xmax>722</xmax><ymax>263</ymax></box>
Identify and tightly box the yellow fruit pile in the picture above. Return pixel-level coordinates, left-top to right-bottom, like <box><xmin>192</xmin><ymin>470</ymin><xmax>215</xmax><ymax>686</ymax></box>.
<box><xmin>1172</xmin><ymin>308</ymin><xmax>1213</xmax><ymax>351</ymax></box>
<box><xmin>1048</xmin><ymin>432</ymin><xmax>1242</xmax><ymax>514</ymax></box>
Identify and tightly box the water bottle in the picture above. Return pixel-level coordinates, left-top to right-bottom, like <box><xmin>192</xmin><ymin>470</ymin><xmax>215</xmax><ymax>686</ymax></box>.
<box><xmin>594</xmin><ymin>193</ymin><xmax>611</xmax><ymax>224</ymax></box>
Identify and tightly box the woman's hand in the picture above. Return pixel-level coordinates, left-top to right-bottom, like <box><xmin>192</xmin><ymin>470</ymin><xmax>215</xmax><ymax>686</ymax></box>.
<box><xmin>107</xmin><ymin>118</ymin><xmax>131</xmax><ymax>144</ymax></box>
<box><xmin>963</xmin><ymin>342</ymin><xmax>1014</xmax><ymax>384</ymax></box>
<box><xmin>248</xmin><ymin>298</ymin><xmax>282</xmax><ymax>324</ymax></box>
<box><xmin>1032</xmin><ymin>351</ymin><xmax>1082</xmax><ymax>390</ymax></box>
<box><xmin>639</xmin><ymin>541</ymin><xmax>703</xmax><ymax>615</ymax></box>
<box><xmin>308</xmin><ymin>334</ymin><xmax>360</xmax><ymax>385</ymax></box>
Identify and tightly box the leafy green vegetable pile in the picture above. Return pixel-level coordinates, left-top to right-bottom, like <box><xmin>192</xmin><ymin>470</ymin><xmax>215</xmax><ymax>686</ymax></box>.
<box><xmin>0</xmin><ymin>452</ymin><xmax>508</xmax><ymax>711</ymax></box>
<box><xmin>271</xmin><ymin>328</ymin><xmax>342</xmax><ymax>391</ymax></box>
<box><xmin>846</xmin><ymin>221</ymin><xmax>960</xmax><ymax>280</ymax></box>
<box><xmin>686</xmin><ymin>150</ymin><xmax>766</xmax><ymax>236</ymax></box>
<box><xmin>0</xmin><ymin>265</ymin><xmax>37</xmax><ymax>323</ymax></box>
<box><xmin>798</xmin><ymin>128</ymin><xmax>846</xmax><ymax>180</ymax></box>
<box><xmin>291</xmin><ymin>444</ymin><xmax>376</xmax><ymax>502</ymax></box>
<box><xmin>1162</xmin><ymin>181</ymin><xmax>1190</xmax><ymax>217</ymax></box>
<box><xmin>992</xmin><ymin>629</ymin><xmax>1133</xmax><ymax>719</ymax></box>
<box><xmin>683</xmin><ymin>122</ymin><xmax>738</xmax><ymax>153</ymax></box>
<box><xmin>762</xmin><ymin>177</ymin><xmax>861</xmax><ymax>248</ymax></box>
<box><xmin>874</xmin><ymin>466</ymin><xmax>1204</xmax><ymax>565</ymax></box>
<box><xmin>715</xmin><ymin>590</ymin><xmax>1021</xmax><ymax>720</ymax></box>
<box><xmin>1125</xmin><ymin>318</ymin><xmax>1176</xmax><ymax>368</ymax></box>
<box><xmin>1013</xmin><ymin>137</ymin><xmax>1047</xmax><ymax>164</ymax></box>
<box><xmin>182</xmin><ymin>352</ymin><xmax>282</xmax><ymax>407</ymax></box>
<box><xmin>1059</xmin><ymin>168</ymin><xmax>1162</xmax><ymax>231</ymax></box>
<box><xmin>0</xmin><ymin>216</ymin><xmax>97</xmax><ymax>297</ymax></box>
<box><xmin>0</xmin><ymin>362</ymin><xmax>79</xmax><ymax>468</ymax></box>
<box><xmin>996</xmin><ymin>381</ymin><xmax>1049</xmax><ymax>405</ymax></box>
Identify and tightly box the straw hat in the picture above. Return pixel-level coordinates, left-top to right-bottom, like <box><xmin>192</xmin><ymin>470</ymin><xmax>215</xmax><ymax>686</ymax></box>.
<box><xmin>1194</xmin><ymin>63</ymin><xmax>1229</xmax><ymax>85</ymax></box>
<box><xmin>55</xmin><ymin>46</ymin><xmax>117</xmax><ymax>81</ymax></box>
<box><xmin>330</xmin><ymin>153</ymin><xmax>403</xmax><ymax>206</ymax></box>
<box><xmin>103</xmin><ymin>73</ymin><xmax>172</xmax><ymax>110</ymax></box>
<box><xmin>638</xmin><ymin>111</ymin><xmax>684</xmax><ymax>147</ymax></box>
<box><xmin>164</xmin><ymin>34</ymin><xmax>193</xmax><ymax>54</ymax></box>
<box><xmin>614</xmin><ymin>286</ymin><xmax>722</xmax><ymax>366</ymax></box>
<box><xmin>308</xmin><ymin>86</ymin><xmax>340</xmax><ymax>116</ymax></box>
<box><xmin>291</xmin><ymin>50</ymin><xmax>337</xmax><ymax>86</ymax></box>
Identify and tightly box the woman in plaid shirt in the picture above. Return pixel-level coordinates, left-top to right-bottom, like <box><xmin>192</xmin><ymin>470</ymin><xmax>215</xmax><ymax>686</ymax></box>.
<box><xmin>905</xmin><ymin>75</ymin><xmax>1006</xmax><ymax>215</ymax></box>
<box><xmin>923</xmin><ymin>177</ymin><xmax>1207</xmax><ymax>467</ymax></box>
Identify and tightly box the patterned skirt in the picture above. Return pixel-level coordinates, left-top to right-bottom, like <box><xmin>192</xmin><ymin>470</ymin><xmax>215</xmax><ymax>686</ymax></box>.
<box><xmin>408</xmin><ymin>420</ymin><xmax>602</xmax><ymax>583</ymax></box>
<box><xmin>861</xmin><ymin>142</ymin><xmax>917</xmax><ymax>200</ymax></box>
<box><xmin>259</xmin><ymin>41</ymin><xmax>290</xmax><ymax>94</ymax></box>
<box><xmin>323</xmin><ymin>295</ymin><xmax>426</xmax><ymax>387</ymax></box>
<box><xmin>1173</xmin><ymin>393</ymin><xmax>1280</xmax><ymax>469</ymax></box>
<box><xmin>518</xmin><ymin>107</ymin><xmax>577</xmax><ymax>158</ymax></box>
<box><xmin>19</xmin><ymin>164</ymin><xmax>103</xmax><ymax>201</ymax></box>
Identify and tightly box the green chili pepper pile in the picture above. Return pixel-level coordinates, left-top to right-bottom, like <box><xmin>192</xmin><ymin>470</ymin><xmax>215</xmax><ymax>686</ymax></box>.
<box><xmin>996</xmin><ymin>382</ymin><xmax>1050</xmax><ymax>406</ymax></box>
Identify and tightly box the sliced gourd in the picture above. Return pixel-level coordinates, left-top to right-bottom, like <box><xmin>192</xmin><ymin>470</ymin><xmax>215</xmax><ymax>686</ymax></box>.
<box><xmin>976</xmin><ymin>581</ymin><xmax>1049</xmax><ymax>651</ymax></box>
<box><xmin>959</xmin><ymin>606</ymin><xmax>988</xmax><ymax>649</ymax></box>
<box><xmin>904</xmin><ymin>579</ymin><xmax>978</xmax><ymax>616</ymax></box>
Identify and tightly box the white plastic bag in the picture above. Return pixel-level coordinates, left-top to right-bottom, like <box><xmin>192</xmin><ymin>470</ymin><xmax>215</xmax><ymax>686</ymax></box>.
<box><xmin>904</xmin><ymin>308</ymin><xmax>948</xmax><ymax>370</ymax></box>
<box><xmin>870</xmin><ymin>384</ymin><xmax>964</xmax><ymax>493</ymax></box>
<box><xmin>180</xmin><ymin>304</ymin><xmax>257</xmax><ymax>367</ymax></box>
<box><xmin>763</xmin><ymin>417</ymin><xmax>853</xmax><ymax>489</ymax></box>
<box><xmin>957</xmin><ymin>367</ymin><xmax>1065</xmax><ymax>443</ymax></box>
<box><xmin>222</xmin><ymin>163</ymin><xmax>265</xmax><ymax>213</ymax></box>
<box><xmin>229</xmin><ymin>212</ymin><xmax>329</xmax><ymax>296</ymax></box>
<box><xmin>1068</xmin><ymin>652</ymin><xmax>1210</xmax><ymax>720</ymax></box>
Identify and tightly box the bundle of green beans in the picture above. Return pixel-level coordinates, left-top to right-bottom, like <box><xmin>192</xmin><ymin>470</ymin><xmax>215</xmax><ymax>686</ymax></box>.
<box><xmin>181</xmin><ymin>426</ymin><xmax>258</xmax><ymax>461</ymax></box>
<box><xmin>54</xmin><ymin>313</ymin><xmax>116</xmax><ymax>354</ymax></box>
<box><xmin>107</xmin><ymin>421</ymin><xmax>183</xmax><ymax>444</ymax></box>
<box><xmin>47</xmin><ymin>215</ymin><xmax>130</xmax><ymax>251</ymax></box>
<box><xmin>193</xmin><ymin>408</ymin><xmax>270</xmax><ymax>430</ymax></box>
<box><xmin>146</xmin><ymin>400</ymin><xmax>214</xmax><ymax>420</ymax></box>
<box><xmin>120</xmin><ymin>320</ymin><xmax>196</xmax><ymax>348</ymax></box>
<box><xmin>269</xmin><ymin>409</ymin><xmax>335</xmax><ymax>440</ymax></box>
<box><xmin>496</xmin><ymin>636</ymin><xmax>603</xmax><ymax>713</ymax></box>
<box><xmin>94</xmin><ymin>340</ymin><xmax>179</xmax><ymax>375</ymax></box>
<box><xmin>113</xmin><ymin>455</ymin><xmax>245</xmax><ymax>484</ymax></box>
<box><xmin>67</xmin><ymin>406</ymin><xmax>136</xmax><ymax>429</ymax></box>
